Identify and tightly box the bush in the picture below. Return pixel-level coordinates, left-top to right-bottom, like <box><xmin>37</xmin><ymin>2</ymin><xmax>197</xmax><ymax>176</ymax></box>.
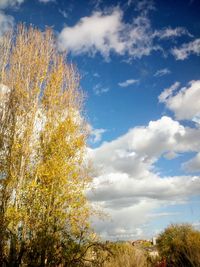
<box><xmin>157</xmin><ymin>224</ymin><xmax>200</xmax><ymax>267</ymax></box>
<box><xmin>85</xmin><ymin>242</ymin><xmax>149</xmax><ymax>267</ymax></box>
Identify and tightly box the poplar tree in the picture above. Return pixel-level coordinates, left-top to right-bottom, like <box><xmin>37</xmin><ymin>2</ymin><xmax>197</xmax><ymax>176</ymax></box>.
<box><xmin>0</xmin><ymin>25</ymin><xmax>92</xmax><ymax>266</ymax></box>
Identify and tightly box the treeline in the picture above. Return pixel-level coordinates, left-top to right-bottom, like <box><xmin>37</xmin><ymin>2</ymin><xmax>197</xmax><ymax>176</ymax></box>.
<box><xmin>98</xmin><ymin>224</ymin><xmax>200</xmax><ymax>267</ymax></box>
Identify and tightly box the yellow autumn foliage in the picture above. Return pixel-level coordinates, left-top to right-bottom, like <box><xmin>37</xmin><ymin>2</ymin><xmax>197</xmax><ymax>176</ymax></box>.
<box><xmin>0</xmin><ymin>25</ymin><xmax>93</xmax><ymax>266</ymax></box>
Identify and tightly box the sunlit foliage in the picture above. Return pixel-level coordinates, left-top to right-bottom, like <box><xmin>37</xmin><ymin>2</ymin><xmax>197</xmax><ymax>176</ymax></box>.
<box><xmin>157</xmin><ymin>223</ymin><xmax>200</xmax><ymax>267</ymax></box>
<box><xmin>0</xmin><ymin>25</ymin><xmax>93</xmax><ymax>266</ymax></box>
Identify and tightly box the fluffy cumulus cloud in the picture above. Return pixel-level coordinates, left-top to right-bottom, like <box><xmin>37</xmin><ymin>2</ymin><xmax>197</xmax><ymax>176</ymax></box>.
<box><xmin>183</xmin><ymin>153</ymin><xmax>200</xmax><ymax>173</ymax></box>
<box><xmin>92</xmin><ymin>198</ymin><xmax>159</xmax><ymax>240</ymax></box>
<box><xmin>172</xmin><ymin>38</ymin><xmax>200</xmax><ymax>60</ymax></box>
<box><xmin>57</xmin><ymin>9</ymin><xmax>160</xmax><ymax>59</ymax></box>
<box><xmin>88</xmin><ymin>116</ymin><xmax>200</xmax><ymax>239</ymax></box>
<box><xmin>58</xmin><ymin>9</ymin><xmax>125</xmax><ymax>57</ymax></box>
<box><xmin>0</xmin><ymin>11</ymin><xmax>13</xmax><ymax>36</ymax></box>
<box><xmin>58</xmin><ymin>7</ymin><xmax>190</xmax><ymax>59</ymax></box>
<box><xmin>159</xmin><ymin>80</ymin><xmax>200</xmax><ymax>122</ymax></box>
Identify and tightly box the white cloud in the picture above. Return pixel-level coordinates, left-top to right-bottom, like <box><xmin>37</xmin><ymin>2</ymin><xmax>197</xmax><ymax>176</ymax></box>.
<box><xmin>148</xmin><ymin>212</ymin><xmax>181</xmax><ymax>218</ymax></box>
<box><xmin>154</xmin><ymin>68</ymin><xmax>171</xmax><ymax>77</ymax></box>
<box><xmin>38</xmin><ymin>0</ymin><xmax>55</xmax><ymax>3</ymax></box>
<box><xmin>125</xmin><ymin>15</ymin><xmax>158</xmax><ymax>58</ymax></box>
<box><xmin>88</xmin><ymin>116</ymin><xmax>200</xmax><ymax>239</ymax></box>
<box><xmin>193</xmin><ymin>116</ymin><xmax>200</xmax><ymax>125</ymax></box>
<box><xmin>93</xmin><ymin>83</ymin><xmax>109</xmax><ymax>95</ymax></box>
<box><xmin>59</xmin><ymin>9</ymin><xmax>68</xmax><ymax>18</ymax></box>
<box><xmin>158</xmin><ymin>81</ymin><xmax>180</xmax><ymax>103</ymax></box>
<box><xmin>159</xmin><ymin>80</ymin><xmax>200</xmax><ymax>121</ymax></box>
<box><xmin>92</xmin><ymin>198</ymin><xmax>158</xmax><ymax>240</ymax></box>
<box><xmin>93</xmin><ymin>72</ymin><xmax>100</xmax><ymax>78</ymax></box>
<box><xmin>118</xmin><ymin>79</ymin><xmax>139</xmax><ymax>87</ymax></box>
<box><xmin>90</xmin><ymin>173</ymin><xmax>200</xmax><ymax>205</ymax></box>
<box><xmin>183</xmin><ymin>152</ymin><xmax>200</xmax><ymax>173</ymax></box>
<box><xmin>58</xmin><ymin>9</ymin><xmax>125</xmax><ymax>58</ymax></box>
<box><xmin>0</xmin><ymin>11</ymin><xmax>13</xmax><ymax>36</ymax></box>
<box><xmin>91</xmin><ymin>116</ymin><xmax>200</xmax><ymax>171</ymax></box>
<box><xmin>172</xmin><ymin>38</ymin><xmax>200</xmax><ymax>60</ymax></box>
<box><xmin>0</xmin><ymin>0</ymin><xmax>55</xmax><ymax>6</ymax></box>
<box><xmin>134</xmin><ymin>0</ymin><xmax>155</xmax><ymax>14</ymax></box>
<box><xmin>58</xmin><ymin>6</ymin><xmax>191</xmax><ymax>60</ymax></box>
<box><xmin>127</xmin><ymin>0</ymin><xmax>155</xmax><ymax>14</ymax></box>
<box><xmin>58</xmin><ymin>9</ymin><xmax>160</xmax><ymax>59</ymax></box>
<box><xmin>0</xmin><ymin>0</ymin><xmax>24</xmax><ymax>9</ymax></box>
<box><xmin>89</xmin><ymin>126</ymin><xmax>107</xmax><ymax>144</ymax></box>
<box><xmin>90</xmin><ymin>0</ymin><xmax>103</xmax><ymax>9</ymax></box>
<box><xmin>154</xmin><ymin>27</ymin><xmax>192</xmax><ymax>39</ymax></box>
<box><xmin>163</xmin><ymin>151</ymin><xmax>179</xmax><ymax>160</ymax></box>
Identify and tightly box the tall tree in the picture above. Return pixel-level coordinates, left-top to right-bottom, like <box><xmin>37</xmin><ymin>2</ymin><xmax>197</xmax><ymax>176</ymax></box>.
<box><xmin>0</xmin><ymin>25</ymin><xmax>92</xmax><ymax>266</ymax></box>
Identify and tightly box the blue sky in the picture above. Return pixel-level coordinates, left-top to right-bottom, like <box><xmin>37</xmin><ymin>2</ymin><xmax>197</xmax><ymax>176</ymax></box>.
<box><xmin>1</xmin><ymin>0</ymin><xmax>200</xmax><ymax>240</ymax></box>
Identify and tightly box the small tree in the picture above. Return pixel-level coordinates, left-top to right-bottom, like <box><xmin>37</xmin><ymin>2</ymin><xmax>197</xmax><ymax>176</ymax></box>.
<box><xmin>0</xmin><ymin>25</ymin><xmax>93</xmax><ymax>266</ymax></box>
<box><xmin>157</xmin><ymin>224</ymin><xmax>200</xmax><ymax>267</ymax></box>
